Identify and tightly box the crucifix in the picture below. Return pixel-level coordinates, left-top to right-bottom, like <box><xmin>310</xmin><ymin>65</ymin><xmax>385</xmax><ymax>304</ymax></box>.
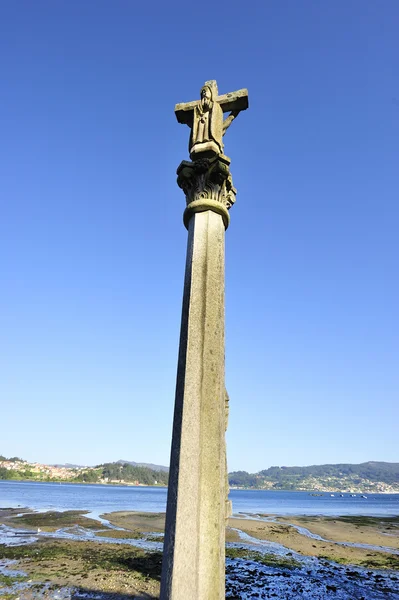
<box><xmin>175</xmin><ymin>80</ymin><xmax>249</xmax><ymax>159</ymax></box>
<box><xmin>160</xmin><ymin>80</ymin><xmax>249</xmax><ymax>600</ymax></box>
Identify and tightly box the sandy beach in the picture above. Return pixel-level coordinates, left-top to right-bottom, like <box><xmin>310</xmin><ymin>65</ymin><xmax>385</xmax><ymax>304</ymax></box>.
<box><xmin>277</xmin><ymin>514</ymin><xmax>399</xmax><ymax>549</ymax></box>
<box><xmin>228</xmin><ymin>514</ymin><xmax>399</xmax><ymax>569</ymax></box>
<box><xmin>102</xmin><ymin>510</ymin><xmax>399</xmax><ymax>569</ymax></box>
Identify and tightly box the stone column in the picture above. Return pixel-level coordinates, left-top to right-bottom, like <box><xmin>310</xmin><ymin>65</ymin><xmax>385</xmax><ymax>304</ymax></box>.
<box><xmin>160</xmin><ymin>155</ymin><xmax>235</xmax><ymax>600</ymax></box>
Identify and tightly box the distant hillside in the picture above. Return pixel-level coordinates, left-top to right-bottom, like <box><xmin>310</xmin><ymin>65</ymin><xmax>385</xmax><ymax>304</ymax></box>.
<box><xmin>97</xmin><ymin>462</ymin><xmax>168</xmax><ymax>486</ymax></box>
<box><xmin>229</xmin><ymin>462</ymin><xmax>399</xmax><ymax>493</ymax></box>
<box><xmin>0</xmin><ymin>455</ymin><xmax>168</xmax><ymax>486</ymax></box>
<box><xmin>1</xmin><ymin>454</ymin><xmax>398</xmax><ymax>492</ymax></box>
<box><xmin>116</xmin><ymin>459</ymin><xmax>169</xmax><ymax>473</ymax></box>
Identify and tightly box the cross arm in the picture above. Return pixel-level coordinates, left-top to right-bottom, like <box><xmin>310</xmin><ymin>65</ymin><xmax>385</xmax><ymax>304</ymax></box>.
<box><xmin>175</xmin><ymin>100</ymin><xmax>197</xmax><ymax>125</ymax></box>
<box><xmin>217</xmin><ymin>88</ymin><xmax>249</xmax><ymax>113</ymax></box>
<box><xmin>175</xmin><ymin>88</ymin><xmax>249</xmax><ymax>125</ymax></box>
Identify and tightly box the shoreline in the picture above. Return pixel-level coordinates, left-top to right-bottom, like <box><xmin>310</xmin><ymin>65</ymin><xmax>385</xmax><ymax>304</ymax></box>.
<box><xmin>3</xmin><ymin>479</ymin><xmax>399</xmax><ymax>494</ymax></box>
<box><xmin>0</xmin><ymin>508</ymin><xmax>398</xmax><ymax>598</ymax></box>
<box><xmin>3</xmin><ymin>508</ymin><xmax>398</xmax><ymax>566</ymax></box>
<box><xmin>0</xmin><ymin>478</ymin><xmax>168</xmax><ymax>488</ymax></box>
<box><xmin>102</xmin><ymin>510</ymin><xmax>399</xmax><ymax>568</ymax></box>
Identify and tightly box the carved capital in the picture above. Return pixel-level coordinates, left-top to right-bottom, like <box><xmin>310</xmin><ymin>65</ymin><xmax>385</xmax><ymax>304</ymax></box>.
<box><xmin>177</xmin><ymin>155</ymin><xmax>236</xmax><ymax>230</ymax></box>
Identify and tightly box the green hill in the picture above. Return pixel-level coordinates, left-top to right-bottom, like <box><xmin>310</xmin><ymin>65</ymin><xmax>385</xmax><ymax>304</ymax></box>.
<box><xmin>229</xmin><ymin>461</ymin><xmax>399</xmax><ymax>492</ymax></box>
<box><xmin>2</xmin><ymin>454</ymin><xmax>398</xmax><ymax>492</ymax></box>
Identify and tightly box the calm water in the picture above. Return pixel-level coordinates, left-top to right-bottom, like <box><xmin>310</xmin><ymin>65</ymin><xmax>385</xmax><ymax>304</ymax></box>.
<box><xmin>1</xmin><ymin>481</ymin><xmax>398</xmax><ymax>518</ymax></box>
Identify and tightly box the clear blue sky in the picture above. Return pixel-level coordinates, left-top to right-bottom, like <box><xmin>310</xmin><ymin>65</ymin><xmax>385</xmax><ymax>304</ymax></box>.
<box><xmin>1</xmin><ymin>1</ymin><xmax>398</xmax><ymax>472</ymax></box>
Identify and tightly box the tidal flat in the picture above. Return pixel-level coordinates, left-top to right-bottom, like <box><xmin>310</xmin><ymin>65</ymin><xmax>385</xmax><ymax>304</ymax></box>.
<box><xmin>0</xmin><ymin>508</ymin><xmax>398</xmax><ymax>599</ymax></box>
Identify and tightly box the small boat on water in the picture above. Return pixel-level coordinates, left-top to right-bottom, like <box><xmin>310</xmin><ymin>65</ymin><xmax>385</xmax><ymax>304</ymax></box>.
<box><xmin>330</xmin><ymin>494</ymin><xmax>335</xmax><ymax>497</ymax></box>
<box><xmin>361</xmin><ymin>495</ymin><xmax>367</xmax><ymax>499</ymax></box>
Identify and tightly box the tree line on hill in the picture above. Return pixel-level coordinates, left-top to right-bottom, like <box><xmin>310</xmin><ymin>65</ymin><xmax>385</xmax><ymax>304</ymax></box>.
<box><xmin>91</xmin><ymin>462</ymin><xmax>169</xmax><ymax>486</ymax></box>
<box><xmin>0</xmin><ymin>455</ymin><xmax>24</xmax><ymax>463</ymax></box>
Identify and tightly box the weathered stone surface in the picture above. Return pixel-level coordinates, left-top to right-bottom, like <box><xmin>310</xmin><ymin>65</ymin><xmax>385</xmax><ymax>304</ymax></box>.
<box><xmin>225</xmin><ymin>389</ymin><xmax>232</xmax><ymax>521</ymax></box>
<box><xmin>161</xmin><ymin>81</ymin><xmax>248</xmax><ymax>600</ymax></box>
<box><xmin>175</xmin><ymin>80</ymin><xmax>249</xmax><ymax>159</ymax></box>
<box><xmin>160</xmin><ymin>210</ymin><xmax>226</xmax><ymax>600</ymax></box>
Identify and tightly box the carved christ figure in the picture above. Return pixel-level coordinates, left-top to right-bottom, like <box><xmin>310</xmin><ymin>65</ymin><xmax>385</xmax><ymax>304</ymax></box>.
<box><xmin>191</xmin><ymin>82</ymin><xmax>238</xmax><ymax>158</ymax></box>
<box><xmin>191</xmin><ymin>83</ymin><xmax>223</xmax><ymax>155</ymax></box>
<box><xmin>175</xmin><ymin>80</ymin><xmax>248</xmax><ymax>160</ymax></box>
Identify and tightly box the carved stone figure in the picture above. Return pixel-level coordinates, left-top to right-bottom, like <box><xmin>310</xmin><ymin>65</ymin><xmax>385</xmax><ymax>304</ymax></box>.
<box><xmin>191</xmin><ymin>81</ymin><xmax>223</xmax><ymax>157</ymax></box>
<box><xmin>175</xmin><ymin>80</ymin><xmax>249</xmax><ymax>160</ymax></box>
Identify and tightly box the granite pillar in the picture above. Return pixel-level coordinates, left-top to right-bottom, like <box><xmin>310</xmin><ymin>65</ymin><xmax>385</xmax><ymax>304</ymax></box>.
<box><xmin>160</xmin><ymin>208</ymin><xmax>226</xmax><ymax>600</ymax></box>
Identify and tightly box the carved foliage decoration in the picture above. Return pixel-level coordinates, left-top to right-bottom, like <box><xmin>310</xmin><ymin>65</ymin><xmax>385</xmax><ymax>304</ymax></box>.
<box><xmin>177</xmin><ymin>156</ymin><xmax>236</xmax><ymax>211</ymax></box>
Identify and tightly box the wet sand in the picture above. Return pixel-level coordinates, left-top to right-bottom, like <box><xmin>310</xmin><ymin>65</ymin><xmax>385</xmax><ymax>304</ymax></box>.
<box><xmin>228</xmin><ymin>516</ymin><xmax>399</xmax><ymax>569</ymax></box>
<box><xmin>99</xmin><ymin>510</ymin><xmax>399</xmax><ymax>569</ymax></box>
<box><xmin>277</xmin><ymin>514</ymin><xmax>399</xmax><ymax>549</ymax></box>
<box><xmin>99</xmin><ymin>510</ymin><xmax>399</xmax><ymax>568</ymax></box>
<box><xmin>1</xmin><ymin>508</ymin><xmax>398</xmax><ymax>598</ymax></box>
<box><xmin>101</xmin><ymin>511</ymin><xmax>166</xmax><ymax>534</ymax></box>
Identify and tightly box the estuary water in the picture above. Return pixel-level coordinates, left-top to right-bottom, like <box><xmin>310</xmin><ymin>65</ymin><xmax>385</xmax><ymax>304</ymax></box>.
<box><xmin>1</xmin><ymin>480</ymin><xmax>398</xmax><ymax>517</ymax></box>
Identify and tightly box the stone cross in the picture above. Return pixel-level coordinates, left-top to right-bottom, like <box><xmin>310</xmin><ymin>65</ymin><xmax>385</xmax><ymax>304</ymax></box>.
<box><xmin>175</xmin><ymin>80</ymin><xmax>249</xmax><ymax>160</ymax></box>
<box><xmin>160</xmin><ymin>80</ymin><xmax>248</xmax><ymax>600</ymax></box>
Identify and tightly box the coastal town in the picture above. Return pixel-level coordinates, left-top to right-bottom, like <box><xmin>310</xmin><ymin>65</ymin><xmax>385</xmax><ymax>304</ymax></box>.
<box><xmin>247</xmin><ymin>476</ymin><xmax>399</xmax><ymax>494</ymax></box>
<box><xmin>0</xmin><ymin>455</ymin><xmax>168</xmax><ymax>486</ymax></box>
<box><xmin>0</xmin><ymin>456</ymin><xmax>93</xmax><ymax>481</ymax></box>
